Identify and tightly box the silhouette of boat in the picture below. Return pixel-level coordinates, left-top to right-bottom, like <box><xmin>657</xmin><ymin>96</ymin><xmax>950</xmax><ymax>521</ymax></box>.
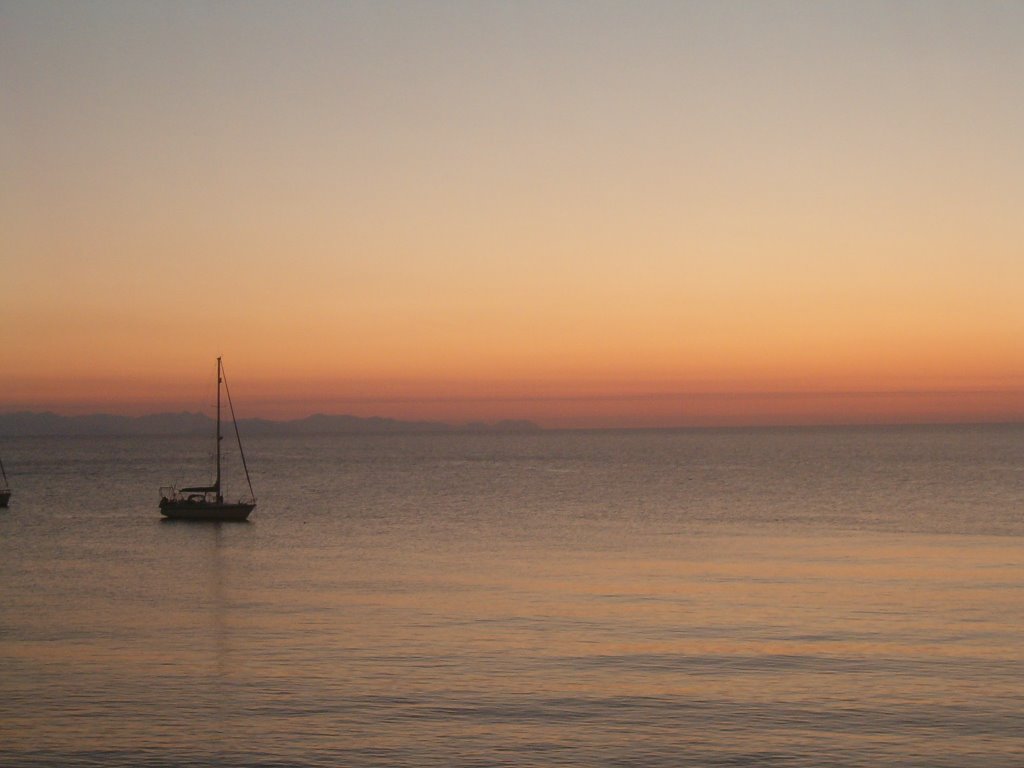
<box><xmin>0</xmin><ymin>455</ymin><xmax>10</xmax><ymax>508</ymax></box>
<box><xmin>160</xmin><ymin>357</ymin><xmax>256</xmax><ymax>521</ymax></box>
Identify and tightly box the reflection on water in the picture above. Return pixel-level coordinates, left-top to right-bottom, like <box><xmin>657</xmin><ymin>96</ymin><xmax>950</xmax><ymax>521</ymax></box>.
<box><xmin>1</xmin><ymin>427</ymin><xmax>1023</xmax><ymax>766</ymax></box>
<box><xmin>209</xmin><ymin>524</ymin><xmax>230</xmax><ymax>764</ymax></box>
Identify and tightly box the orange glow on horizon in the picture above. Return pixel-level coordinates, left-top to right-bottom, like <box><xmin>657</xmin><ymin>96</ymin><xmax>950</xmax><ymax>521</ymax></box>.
<box><xmin>5</xmin><ymin>368</ymin><xmax>1024</xmax><ymax>429</ymax></box>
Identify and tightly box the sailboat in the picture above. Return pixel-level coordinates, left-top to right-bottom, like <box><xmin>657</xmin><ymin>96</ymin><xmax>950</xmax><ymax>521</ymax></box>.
<box><xmin>0</xmin><ymin>456</ymin><xmax>10</xmax><ymax>508</ymax></box>
<box><xmin>159</xmin><ymin>357</ymin><xmax>256</xmax><ymax>521</ymax></box>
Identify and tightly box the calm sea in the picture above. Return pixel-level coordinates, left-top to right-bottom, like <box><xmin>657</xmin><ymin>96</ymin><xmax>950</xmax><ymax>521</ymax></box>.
<box><xmin>1</xmin><ymin>425</ymin><xmax>1023</xmax><ymax>767</ymax></box>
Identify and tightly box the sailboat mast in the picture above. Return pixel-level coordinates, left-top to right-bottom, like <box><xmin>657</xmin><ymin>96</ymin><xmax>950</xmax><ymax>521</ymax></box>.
<box><xmin>215</xmin><ymin>356</ymin><xmax>222</xmax><ymax>499</ymax></box>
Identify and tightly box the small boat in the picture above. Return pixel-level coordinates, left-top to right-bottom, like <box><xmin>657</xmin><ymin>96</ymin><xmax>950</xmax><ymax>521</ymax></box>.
<box><xmin>0</xmin><ymin>456</ymin><xmax>10</xmax><ymax>508</ymax></box>
<box><xmin>160</xmin><ymin>357</ymin><xmax>256</xmax><ymax>521</ymax></box>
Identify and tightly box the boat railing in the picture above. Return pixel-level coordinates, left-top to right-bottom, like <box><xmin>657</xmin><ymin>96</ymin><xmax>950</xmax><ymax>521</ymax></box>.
<box><xmin>159</xmin><ymin>485</ymin><xmax>254</xmax><ymax>505</ymax></box>
<box><xmin>159</xmin><ymin>486</ymin><xmax>215</xmax><ymax>503</ymax></box>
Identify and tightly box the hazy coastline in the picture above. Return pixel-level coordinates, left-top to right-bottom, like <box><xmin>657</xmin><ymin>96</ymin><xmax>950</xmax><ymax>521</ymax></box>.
<box><xmin>0</xmin><ymin>410</ymin><xmax>541</xmax><ymax>437</ymax></box>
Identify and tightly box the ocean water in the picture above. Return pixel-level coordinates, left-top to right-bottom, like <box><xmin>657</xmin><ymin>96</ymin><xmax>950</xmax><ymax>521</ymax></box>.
<box><xmin>1</xmin><ymin>425</ymin><xmax>1023</xmax><ymax>767</ymax></box>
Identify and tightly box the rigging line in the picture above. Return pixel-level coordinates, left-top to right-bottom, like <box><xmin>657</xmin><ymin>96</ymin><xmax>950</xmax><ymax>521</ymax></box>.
<box><xmin>220</xmin><ymin>360</ymin><xmax>256</xmax><ymax>502</ymax></box>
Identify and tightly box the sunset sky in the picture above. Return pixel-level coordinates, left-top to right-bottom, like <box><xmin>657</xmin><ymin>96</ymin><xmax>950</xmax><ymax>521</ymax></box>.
<box><xmin>4</xmin><ymin>1</ymin><xmax>1023</xmax><ymax>428</ymax></box>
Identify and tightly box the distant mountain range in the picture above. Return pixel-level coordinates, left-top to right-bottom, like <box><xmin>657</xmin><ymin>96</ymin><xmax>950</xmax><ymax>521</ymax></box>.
<box><xmin>0</xmin><ymin>411</ymin><xmax>541</xmax><ymax>437</ymax></box>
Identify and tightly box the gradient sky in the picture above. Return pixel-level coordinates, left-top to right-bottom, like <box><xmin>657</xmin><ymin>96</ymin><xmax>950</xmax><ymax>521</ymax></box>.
<box><xmin>4</xmin><ymin>1</ymin><xmax>1023</xmax><ymax>427</ymax></box>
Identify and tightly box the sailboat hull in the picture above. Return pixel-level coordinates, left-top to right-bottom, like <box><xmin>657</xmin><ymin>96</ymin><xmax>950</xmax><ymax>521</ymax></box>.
<box><xmin>159</xmin><ymin>499</ymin><xmax>254</xmax><ymax>522</ymax></box>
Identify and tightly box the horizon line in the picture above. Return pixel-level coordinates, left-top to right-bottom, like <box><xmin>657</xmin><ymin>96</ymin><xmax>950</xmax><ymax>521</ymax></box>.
<box><xmin>2</xmin><ymin>408</ymin><xmax>1023</xmax><ymax>434</ymax></box>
